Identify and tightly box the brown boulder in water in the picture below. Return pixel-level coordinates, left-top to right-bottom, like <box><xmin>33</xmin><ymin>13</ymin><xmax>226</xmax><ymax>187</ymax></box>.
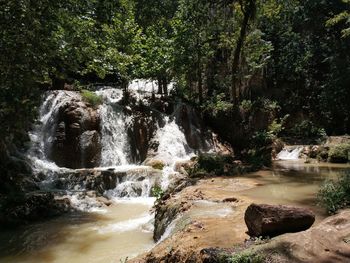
<box><xmin>244</xmin><ymin>203</ymin><xmax>315</xmax><ymax>237</ymax></box>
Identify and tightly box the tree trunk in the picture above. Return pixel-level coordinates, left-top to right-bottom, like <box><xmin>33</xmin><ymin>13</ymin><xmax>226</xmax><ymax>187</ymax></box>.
<box><xmin>231</xmin><ymin>0</ymin><xmax>255</xmax><ymax>104</ymax></box>
<box><xmin>197</xmin><ymin>48</ymin><xmax>203</xmax><ymax>104</ymax></box>
<box><xmin>162</xmin><ymin>77</ymin><xmax>168</xmax><ymax>96</ymax></box>
<box><xmin>157</xmin><ymin>77</ymin><xmax>162</xmax><ymax>94</ymax></box>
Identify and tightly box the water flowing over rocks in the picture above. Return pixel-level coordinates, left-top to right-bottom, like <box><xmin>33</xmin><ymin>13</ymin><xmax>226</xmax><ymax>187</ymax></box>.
<box><xmin>244</xmin><ymin>203</ymin><xmax>315</xmax><ymax>237</ymax></box>
<box><xmin>28</xmin><ymin>90</ymin><xmax>102</xmax><ymax>169</ymax></box>
<box><xmin>51</xmin><ymin>92</ymin><xmax>101</xmax><ymax>168</ymax></box>
<box><xmin>20</xmin><ymin>83</ymin><xmax>226</xmax><ymax>222</ymax></box>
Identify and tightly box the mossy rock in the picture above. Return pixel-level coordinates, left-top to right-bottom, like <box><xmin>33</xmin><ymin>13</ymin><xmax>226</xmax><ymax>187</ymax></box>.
<box><xmin>144</xmin><ymin>159</ymin><xmax>165</xmax><ymax>170</ymax></box>
<box><xmin>81</xmin><ymin>89</ymin><xmax>103</xmax><ymax>108</ymax></box>
<box><xmin>328</xmin><ymin>144</ymin><xmax>350</xmax><ymax>163</ymax></box>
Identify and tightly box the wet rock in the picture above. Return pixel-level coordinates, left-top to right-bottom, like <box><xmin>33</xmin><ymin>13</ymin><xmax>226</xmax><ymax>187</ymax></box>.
<box><xmin>50</xmin><ymin>91</ymin><xmax>101</xmax><ymax>168</ymax></box>
<box><xmin>96</xmin><ymin>196</ymin><xmax>113</xmax><ymax>206</ymax></box>
<box><xmin>80</xmin><ymin>130</ymin><xmax>102</xmax><ymax>167</ymax></box>
<box><xmin>0</xmin><ymin>192</ymin><xmax>71</xmax><ymax>227</ymax></box>
<box><xmin>153</xmin><ymin>202</ymin><xmax>182</xmax><ymax>241</ymax></box>
<box><xmin>175</xmin><ymin>103</ymin><xmax>213</xmax><ymax>151</ymax></box>
<box><xmin>222</xmin><ymin>197</ymin><xmax>238</xmax><ymax>203</ymax></box>
<box><xmin>174</xmin><ymin>160</ymin><xmax>196</xmax><ymax>175</ymax></box>
<box><xmin>244</xmin><ymin>203</ymin><xmax>315</xmax><ymax>237</ymax></box>
<box><xmin>127</xmin><ymin>113</ymin><xmax>161</xmax><ymax>163</ymax></box>
<box><xmin>56</xmin><ymin>169</ymin><xmax>126</xmax><ymax>194</ymax></box>
<box><xmin>144</xmin><ymin>159</ymin><xmax>165</xmax><ymax>170</ymax></box>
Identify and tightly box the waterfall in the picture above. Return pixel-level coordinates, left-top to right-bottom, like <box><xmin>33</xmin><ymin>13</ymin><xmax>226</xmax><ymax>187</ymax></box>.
<box><xmin>153</xmin><ymin>117</ymin><xmax>195</xmax><ymax>165</ymax></box>
<box><xmin>26</xmin><ymin>83</ymin><xmax>215</xmax><ymax>211</ymax></box>
<box><xmin>96</xmin><ymin>88</ymin><xmax>130</xmax><ymax>166</ymax></box>
<box><xmin>27</xmin><ymin>91</ymin><xmax>78</xmax><ymax>183</ymax></box>
<box><xmin>277</xmin><ymin>146</ymin><xmax>303</xmax><ymax>160</ymax></box>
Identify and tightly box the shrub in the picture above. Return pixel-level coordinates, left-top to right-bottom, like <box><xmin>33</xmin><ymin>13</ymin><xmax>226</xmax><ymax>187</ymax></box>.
<box><xmin>318</xmin><ymin>173</ymin><xmax>350</xmax><ymax>214</ymax></box>
<box><xmin>240</xmin><ymin>100</ymin><xmax>253</xmax><ymax>112</ymax></box>
<box><xmin>81</xmin><ymin>89</ymin><xmax>103</xmax><ymax>107</ymax></box>
<box><xmin>205</xmin><ymin>93</ymin><xmax>234</xmax><ymax>116</ymax></box>
<box><xmin>220</xmin><ymin>251</ymin><xmax>265</xmax><ymax>263</ymax></box>
<box><xmin>246</xmin><ymin>131</ymin><xmax>273</xmax><ymax>167</ymax></box>
<box><xmin>151</xmin><ymin>185</ymin><xmax>164</xmax><ymax>200</ymax></box>
<box><xmin>197</xmin><ymin>153</ymin><xmax>234</xmax><ymax>175</ymax></box>
<box><xmin>328</xmin><ymin>144</ymin><xmax>350</xmax><ymax>163</ymax></box>
<box><xmin>290</xmin><ymin>120</ymin><xmax>326</xmax><ymax>138</ymax></box>
<box><xmin>229</xmin><ymin>251</ymin><xmax>265</xmax><ymax>263</ymax></box>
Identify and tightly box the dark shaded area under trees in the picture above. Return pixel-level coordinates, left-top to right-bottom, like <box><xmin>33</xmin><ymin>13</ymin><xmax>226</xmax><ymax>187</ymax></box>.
<box><xmin>1</xmin><ymin>0</ymin><xmax>350</xmax><ymax>214</ymax></box>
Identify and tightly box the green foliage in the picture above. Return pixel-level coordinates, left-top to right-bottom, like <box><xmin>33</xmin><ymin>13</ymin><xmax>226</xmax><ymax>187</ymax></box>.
<box><xmin>290</xmin><ymin>120</ymin><xmax>327</xmax><ymax>139</ymax></box>
<box><xmin>220</xmin><ymin>251</ymin><xmax>265</xmax><ymax>263</ymax></box>
<box><xmin>81</xmin><ymin>90</ymin><xmax>103</xmax><ymax>108</ymax></box>
<box><xmin>240</xmin><ymin>100</ymin><xmax>253</xmax><ymax>113</ymax></box>
<box><xmin>229</xmin><ymin>251</ymin><xmax>265</xmax><ymax>263</ymax></box>
<box><xmin>196</xmin><ymin>153</ymin><xmax>234</xmax><ymax>176</ymax></box>
<box><xmin>206</xmin><ymin>94</ymin><xmax>234</xmax><ymax>116</ymax></box>
<box><xmin>326</xmin><ymin>0</ymin><xmax>350</xmax><ymax>38</ymax></box>
<box><xmin>268</xmin><ymin>115</ymin><xmax>289</xmax><ymax>137</ymax></box>
<box><xmin>150</xmin><ymin>160</ymin><xmax>165</xmax><ymax>170</ymax></box>
<box><xmin>318</xmin><ymin>173</ymin><xmax>350</xmax><ymax>214</ymax></box>
<box><xmin>151</xmin><ymin>185</ymin><xmax>164</xmax><ymax>200</ymax></box>
<box><xmin>119</xmin><ymin>257</ymin><xmax>129</xmax><ymax>263</ymax></box>
<box><xmin>328</xmin><ymin>144</ymin><xmax>350</xmax><ymax>163</ymax></box>
<box><xmin>247</xmin><ymin>131</ymin><xmax>273</xmax><ymax>167</ymax></box>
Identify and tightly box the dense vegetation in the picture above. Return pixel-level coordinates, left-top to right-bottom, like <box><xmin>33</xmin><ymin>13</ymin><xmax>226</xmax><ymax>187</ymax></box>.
<box><xmin>318</xmin><ymin>172</ymin><xmax>350</xmax><ymax>214</ymax></box>
<box><xmin>1</xmin><ymin>0</ymin><xmax>349</xmax><ymax>157</ymax></box>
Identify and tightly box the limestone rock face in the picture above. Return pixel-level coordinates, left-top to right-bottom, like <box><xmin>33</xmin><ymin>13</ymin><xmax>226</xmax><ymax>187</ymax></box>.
<box><xmin>50</xmin><ymin>94</ymin><xmax>101</xmax><ymax>168</ymax></box>
<box><xmin>255</xmin><ymin>209</ymin><xmax>350</xmax><ymax>263</ymax></box>
<box><xmin>244</xmin><ymin>203</ymin><xmax>315</xmax><ymax>237</ymax></box>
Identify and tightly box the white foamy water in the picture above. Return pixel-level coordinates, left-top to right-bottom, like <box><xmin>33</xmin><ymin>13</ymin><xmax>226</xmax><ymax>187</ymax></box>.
<box><xmin>128</xmin><ymin>79</ymin><xmax>174</xmax><ymax>95</ymax></box>
<box><xmin>277</xmin><ymin>146</ymin><xmax>303</xmax><ymax>160</ymax></box>
<box><xmin>97</xmin><ymin>213</ymin><xmax>153</xmax><ymax>234</ymax></box>
<box><xmin>153</xmin><ymin>117</ymin><xmax>195</xmax><ymax>165</ymax></box>
<box><xmin>96</xmin><ymin>88</ymin><xmax>130</xmax><ymax>166</ymax></box>
<box><xmin>27</xmin><ymin>91</ymin><xmax>79</xmax><ymax>173</ymax></box>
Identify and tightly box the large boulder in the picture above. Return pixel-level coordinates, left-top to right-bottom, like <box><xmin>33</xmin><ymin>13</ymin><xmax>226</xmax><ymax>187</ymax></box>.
<box><xmin>244</xmin><ymin>203</ymin><xmax>315</xmax><ymax>237</ymax></box>
<box><xmin>50</xmin><ymin>92</ymin><xmax>101</xmax><ymax>168</ymax></box>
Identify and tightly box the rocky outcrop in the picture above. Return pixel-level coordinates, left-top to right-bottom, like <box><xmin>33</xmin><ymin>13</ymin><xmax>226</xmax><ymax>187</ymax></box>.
<box><xmin>175</xmin><ymin>103</ymin><xmax>212</xmax><ymax>151</ymax></box>
<box><xmin>0</xmin><ymin>192</ymin><xmax>71</xmax><ymax>227</ymax></box>
<box><xmin>54</xmin><ymin>167</ymin><xmax>162</xmax><ymax>195</ymax></box>
<box><xmin>251</xmin><ymin>209</ymin><xmax>350</xmax><ymax>262</ymax></box>
<box><xmin>50</xmin><ymin>91</ymin><xmax>101</xmax><ymax>168</ymax></box>
<box><xmin>55</xmin><ymin>168</ymin><xmax>125</xmax><ymax>194</ymax></box>
<box><xmin>127</xmin><ymin>111</ymin><xmax>164</xmax><ymax>163</ymax></box>
<box><xmin>130</xmin><ymin>177</ymin><xmax>256</xmax><ymax>263</ymax></box>
<box><xmin>244</xmin><ymin>203</ymin><xmax>315</xmax><ymax>237</ymax></box>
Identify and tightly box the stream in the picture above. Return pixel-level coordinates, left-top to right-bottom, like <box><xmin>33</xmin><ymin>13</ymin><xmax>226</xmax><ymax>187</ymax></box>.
<box><xmin>0</xmin><ymin>83</ymin><xmax>349</xmax><ymax>262</ymax></box>
<box><xmin>1</xmin><ymin>161</ymin><xmax>349</xmax><ymax>263</ymax></box>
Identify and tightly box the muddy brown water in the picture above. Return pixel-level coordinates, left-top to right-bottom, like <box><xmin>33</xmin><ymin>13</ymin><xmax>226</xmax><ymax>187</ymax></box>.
<box><xmin>236</xmin><ymin>160</ymin><xmax>350</xmax><ymax>221</ymax></box>
<box><xmin>0</xmin><ymin>161</ymin><xmax>349</xmax><ymax>263</ymax></box>
<box><xmin>0</xmin><ymin>200</ymin><xmax>154</xmax><ymax>263</ymax></box>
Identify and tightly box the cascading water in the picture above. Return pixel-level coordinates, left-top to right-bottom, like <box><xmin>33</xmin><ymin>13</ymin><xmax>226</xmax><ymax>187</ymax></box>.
<box><xmin>277</xmin><ymin>146</ymin><xmax>304</xmax><ymax>160</ymax></box>
<box><xmin>95</xmin><ymin>88</ymin><xmax>130</xmax><ymax>166</ymax></box>
<box><xmin>153</xmin><ymin>117</ymin><xmax>195</xmax><ymax>165</ymax></box>
<box><xmin>11</xmin><ymin>81</ymin><xmax>215</xmax><ymax>263</ymax></box>
<box><xmin>27</xmin><ymin>91</ymin><xmax>78</xmax><ymax>186</ymax></box>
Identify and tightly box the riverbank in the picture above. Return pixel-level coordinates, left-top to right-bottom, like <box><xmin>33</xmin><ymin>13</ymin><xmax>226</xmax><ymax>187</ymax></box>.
<box><xmin>131</xmin><ymin>160</ymin><xmax>350</xmax><ymax>263</ymax></box>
